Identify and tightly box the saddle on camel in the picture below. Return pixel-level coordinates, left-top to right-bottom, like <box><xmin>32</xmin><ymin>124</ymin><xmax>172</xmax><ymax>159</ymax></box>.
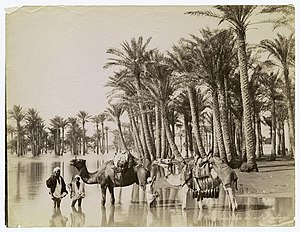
<box><xmin>192</xmin><ymin>155</ymin><xmax>238</xmax><ymax>200</ymax></box>
<box><xmin>111</xmin><ymin>152</ymin><xmax>136</xmax><ymax>185</ymax></box>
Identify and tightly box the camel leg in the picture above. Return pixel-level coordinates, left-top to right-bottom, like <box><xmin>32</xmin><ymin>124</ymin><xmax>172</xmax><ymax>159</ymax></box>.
<box><xmin>108</xmin><ymin>186</ymin><xmax>115</xmax><ymax>205</ymax></box>
<box><xmin>181</xmin><ymin>184</ymin><xmax>190</xmax><ymax>210</ymax></box>
<box><xmin>101</xmin><ymin>186</ymin><xmax>107</xmax><ymax>206</ymax></box>
<box><xmin>197</xmin><ymin>198</ymin><xmax>203</xmax><ymax>210</ymax></box>
<box><xmin>224</xmin><ymin>184</ymin><xmax>238</xmax><ymax>211</ymax></box>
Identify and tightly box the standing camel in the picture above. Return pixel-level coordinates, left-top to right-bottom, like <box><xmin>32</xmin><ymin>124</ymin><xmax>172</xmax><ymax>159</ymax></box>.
<box><xmin>153</xmin><ymin>157</ymin><xmax>238</xmax><ymax>211</ymax></box>
<box><xmin>70</xmin><ymin>157</ymin><xmax>149</xmax><ymax>206</ymax></box>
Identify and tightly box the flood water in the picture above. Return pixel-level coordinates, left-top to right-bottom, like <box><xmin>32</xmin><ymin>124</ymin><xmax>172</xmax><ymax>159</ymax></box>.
<box><xmin>7</xmin><ymin>153</ymin><xmax>295</xmax><ymax>227</ymax></box>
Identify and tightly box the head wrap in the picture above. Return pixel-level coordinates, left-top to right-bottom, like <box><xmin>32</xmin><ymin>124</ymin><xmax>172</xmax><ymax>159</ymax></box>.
<box><xmin>53</xmin><ymin>167</ymin><xmax>61</xmax><ymax>173</ymax></box>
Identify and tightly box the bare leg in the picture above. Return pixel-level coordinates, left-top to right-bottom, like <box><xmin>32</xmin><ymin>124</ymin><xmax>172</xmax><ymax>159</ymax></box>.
<box><xmin>108</xmin><ymin>186</ymin><xmax>115</xmax><ymax>205</ymax></box>
<box><xmin>78</xmin><ymin>198</ymin><xmax>82</xmax><ymax>207</ymax></box>
<box><xmin>101</xmin><ymin>186</ymin><xmax>107</xmax><ymax>206</ymax></box>
<box><xmin>71</xmin><ymin>199</ymin><xmax>77</xmax><ymax>207</ymax></box>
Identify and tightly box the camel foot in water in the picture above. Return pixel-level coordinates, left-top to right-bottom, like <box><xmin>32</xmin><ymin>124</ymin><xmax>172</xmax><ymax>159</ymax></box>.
<box><xmin>101</xmin><ymin>200</ymin><xmax>106</xmax><ymax>206</ymax></box>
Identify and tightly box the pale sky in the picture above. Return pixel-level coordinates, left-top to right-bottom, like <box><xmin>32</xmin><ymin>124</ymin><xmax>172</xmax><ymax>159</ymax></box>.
<box><xmin>5</xmin><ymin>4</ymin><xmax>293</xmax><ymax>135</ymax></box>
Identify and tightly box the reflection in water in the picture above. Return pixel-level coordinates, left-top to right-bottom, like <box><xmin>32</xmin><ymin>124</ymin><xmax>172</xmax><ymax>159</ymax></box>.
<box><xmin>28</xmin><ymin>162</ymin><xmax>44</xmax><ymax>199</ymax></box>
<box><xmin>70</xmin><ymin>206</ymin><xmax>85</xmax><ymax>227</ymax></box>
<box><xmin>100</xmin><ymin>206</ymin><xmax>115</xmax><ymax>227</ymax></box>
<box><xmin>49</xmin><ymin>208</ymin><xmax>68</xmax><ymax>227</ymax></box>
<box><xmin>7</xmin><ymin>155</ymin><xmax>295</xmax><ymax>227</ymax></box>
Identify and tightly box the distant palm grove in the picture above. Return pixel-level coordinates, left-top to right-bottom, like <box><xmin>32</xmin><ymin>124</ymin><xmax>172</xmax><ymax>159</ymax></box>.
<box><xmin>7</xmin><ymin>6</ymin><xmax>295</xmax><ymax>173</ymax></box>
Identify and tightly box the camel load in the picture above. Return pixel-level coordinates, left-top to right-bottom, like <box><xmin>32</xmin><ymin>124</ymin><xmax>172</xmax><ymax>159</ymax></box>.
<box><xmin>153</xmin><ymin>156</ymin><xmax>238</xmax><ymax>211</ymax></box>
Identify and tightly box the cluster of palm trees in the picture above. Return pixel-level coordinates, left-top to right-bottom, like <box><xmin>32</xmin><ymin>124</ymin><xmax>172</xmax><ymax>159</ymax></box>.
<box><xmin>7</xmin><ymin>106</ymin><xmax>116</xmax><ymax>157</ymax></box>
<box><xmin>7</xmin><ymin>6</ymin><xmax>294</xmax><ymax>173</ymax></box>
<box><xmin>103</xmin><ymin>5</ymin><xmax>294</xmax><ymax>172</ymax></box>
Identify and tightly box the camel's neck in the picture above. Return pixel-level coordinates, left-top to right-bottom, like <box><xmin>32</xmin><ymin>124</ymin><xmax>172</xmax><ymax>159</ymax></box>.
<box><xmin>78</xmin><ymin>166</ymin><xmax>100</xmax><ymax>184</ymax></box>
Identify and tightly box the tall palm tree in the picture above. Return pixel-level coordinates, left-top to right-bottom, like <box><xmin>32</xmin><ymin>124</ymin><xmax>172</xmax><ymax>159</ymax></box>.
<box><xmin>104</xmin><ymin>36</ymin><xmax>156</xmax><ymax>159</ymax></box>
<box><xmin>106</xmin><ymin>103</ymin><xmax>128</xmax><ymax>152</ymax></box>
<box><xmin>186</xmin><ymin>6</ymin><xmax>258</xmax><ymax>172</ymax></box>
<box><xmin>25</xmin><ymin>108</ymin><xmax>43</xmax><ymax>156</ymax></box>
<box><xmin>142</xmin><ymin>51</ymin><xmax>184</xmax><ymax>162</ymax></box>
<box><xmin>58</xmin><ymin>118</ymin><xmax>68</xmax><ymax>155</ymax></box>
<box><xmin>8</xmin><ymin>105</ymin><xmax>25</xmax><ymax>157</ymax></box>
<box><xmin>259</xmin><ymin>33</ymin><xmax>295</xmax><ymax>158</ymax></box>
<box><xmin>259</xmin><ymin>71</ymin><xmax>284</xmax><ymax>160</ymax></box>
<box><xmin>98</xmin><ymin>113</ymin><xmax>107</xmax><ymax>154</ymax></box>
<box><xmin>167</xmin><ymin>43</ymin><xmax>206</xmax><ymax>158</ymax></box>
<box><xmin>68</xmin><ymin>117</ymin><xmax>79</xmax><ymax>155</ymax></box>
<box><xmin>50</xmin><ymin>116</ymin><xmax>63</xmax><ymax>155</ymax></box>
<box><xmin>77</xmin><ymin>111</ymin><xmax>91</xmax><ymax>156</ymax></box>
<box><xmin>91</xmin><ymin>115</ymin><xmax>101</xmax><ymax>154</ymax></box>
<box><xmin>104</xmin><ymin>126</ymin><xmax>109</xmax><ymax>154</ymax></box>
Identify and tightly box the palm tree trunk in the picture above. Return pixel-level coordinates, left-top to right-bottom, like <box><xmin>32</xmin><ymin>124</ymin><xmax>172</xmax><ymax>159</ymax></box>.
<box><xmin>236</xmin><ymin>34</ymin><xmax>257</xmax><ymax>171</ymax></box>
<box><xmin>117</xmin><ymin>119</ymin><xmax>128</xmax><ymax>152</ymax></box>
<box><xmin>255</xmin><ymin>113</ymin><xmax>263</xmax><ymax>158</ymax></box>
<box><xmin>161</xmin><ymin>104</ymin><xmax>184</xmax><ymax>162</ymax></box>
<box><xmin>82</xmin><ymin>122</ymin><xmax>86</xmax><ymax>156</ymax></box>
<box><xmin>129</xmin><ymin>111</ymin><xmax>144</xmax><ymax>158</ymax></box>
<box><xmin>61</xmin><ymin>127</ymin><xmax>65</xmax><ymax>156</ymax></box>
<box><xmin>138</xmin><ymin>115</ymin><xmax>150</xmax><ymax>160</ymax></box>
<box><xmin>283</xmin><ymin>67</ymin><xmax>295</xmax><ymax>158</ymax></box>
<box><xmin>135</xmin><ymin>76</ymin><xmax>155</xmax><ymax>160</ymax></box>
<box><xmin>183</xmin><ymin>113</ymin><xmax>189</xmax><ymax>157</ymax></box>
<box><xmin>187</xmin><ymin>86</ymin><xmax>206</xmax><ymax>157</ymax></box>
<box><xmin>281</xmin><ymin>121</ymin><xmax>286</xmax><ymax>157</ymax></box>
<box><xmin>101</xmin><ymin>122</ymin><xmax>105</xmax><ymax>154</ymax></box>
<box><xmin>212</xmin><ymin>88</ymin><xmax>227</xmax><ymax>162</ymax></box>
<box><xmin>96</xmin><ymin>124</ymin><xmax>99</xmax><ymax>154</ymax></box>
<box><xmin>217</xmin><ymin>79</ymin><xmax>233</xmax><ymax>162</ymax></box>
<box><xmin>155</xmin><ymin>105</ymin><xmax>162</xmax><ymax>158</ymax></box>
<box><xmin>270</xmin><ymin>99</ymin><xmax>276</xmax><ymax>160</ymax></box>
<box><xmin>106</xmin><ymin>129</ymin><xmax>109</xmax><ymax>154</ymax></box>
<box><xmin>161</xmin><ymin>116</ymin><xmax>167</xmax><ymax>159</ymax></box>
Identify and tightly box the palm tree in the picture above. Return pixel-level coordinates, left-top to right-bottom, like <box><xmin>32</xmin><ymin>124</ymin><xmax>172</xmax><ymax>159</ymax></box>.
<box><xmin>106</xmin><ymin>103</ymin><xmax>128</xmax><ymax>152</ymax></box>
<box><xmin>98</xmin><ymin>113</ymin><xmax>107</xmax><ymax>154</ymax></box>
<box><xmin>261</xmin><ymin>5</ymin><xmax>295</xmax><ymax>32</ymax></box>
<box><xmin>142</xmin><ymin>51</ymin><xmax>184</xmax><ymax>162</ymax></box>
<box><xmin>259</xmin><ymin>33</ymin><xmax>295</xmax><ymax>158</ymax></box>
<box><xmin>167</xmin><ymin>43</ymin><xmax>206</xmax><ymax>158</ymax></box>
<box><xmin>186</xmin><ymin>6</ymin><xmax>258</xmax><ymax>172</ymax></box>
<box><xmin>104</xmin><ymin>126</ymin><xmax>109</xmax><ymax>154</ymax></box>
<box><xmin>59</xmin><ymin>118</ymin><xmax>68</xmax><ymax>155</ymax></box>
<box><xmin>68</xmin><ymin>117</ymin><xmax>79</xmax><ymax>155</ymax></box>
<box><xmin>25</xmin><ymin>108</ymin><xmax>44</xmax><ymax>156</ymax></box>
<box><xmin>91</xmin><ymin>115</ymin><xmax>101</xmax><ymax>154</ymax></box>
<box><xmin>259</xmin><ymin>71</ymin><xmax>284</xmax><ymax>160</ymax></box>
<box><xmin>104</xmin><ymin>36</ymin><xmax>156</xmax><ymax>159</ymax></box>
<box><xmin>77</xmin><ymin>111</ymin><xmax>91</xmax><ymax>156</ymax></box>
<box><xmin>8</xmin><ymin>105</ymin><xmax>25</xmax><ymax>157</ymax></box>
<box><xmin>50</xmin><ymin>116</ymin><xmax>62</xmax><ymax>155</ymax></box>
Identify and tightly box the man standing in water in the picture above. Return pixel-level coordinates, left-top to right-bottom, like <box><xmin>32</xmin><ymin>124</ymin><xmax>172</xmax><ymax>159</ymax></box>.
<box><xmin>46</xmin><ymin>167</ymin><xmax>68</xmax><ymax>208</ymax></box>
<box><xmin>68</xmin><ymin>175</ymin><xmax>85</xmax><ymax>207</ymax></box>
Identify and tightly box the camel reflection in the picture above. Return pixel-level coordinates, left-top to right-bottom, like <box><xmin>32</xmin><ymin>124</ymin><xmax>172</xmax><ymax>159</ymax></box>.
<box><xmin>70</xmin><ymin>206</ymin><xmax>85</xmax><ymax>227</ymax></box>
<box><xmin>49</xmin><ymin>208</ymin><xmax>68</xmax><ymax>227</ymax></box>
<box><xmin>100</xmin><ymin>206</ymin><xmax>115</xmax><ymax>226</ymax></box>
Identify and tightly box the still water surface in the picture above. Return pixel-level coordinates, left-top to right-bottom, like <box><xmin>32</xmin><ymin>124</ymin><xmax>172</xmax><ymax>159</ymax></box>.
<box><xmin>7</xmin><ymin>153</ymin><xmax>294</xmax><ymax>227</ymax></box>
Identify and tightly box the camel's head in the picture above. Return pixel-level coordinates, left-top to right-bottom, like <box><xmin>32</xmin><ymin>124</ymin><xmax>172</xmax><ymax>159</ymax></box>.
<box><xmin>70</xmin><ymin>158</ymin><xmax>86</xmax><ymax>171</ymax></box>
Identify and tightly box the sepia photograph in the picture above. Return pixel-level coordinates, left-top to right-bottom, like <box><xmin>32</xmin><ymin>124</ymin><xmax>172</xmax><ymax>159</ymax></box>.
<box><xmin>2</xmin><ymin>0</ymin><xmax>298</xmax><ymax>229</ymax></box>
